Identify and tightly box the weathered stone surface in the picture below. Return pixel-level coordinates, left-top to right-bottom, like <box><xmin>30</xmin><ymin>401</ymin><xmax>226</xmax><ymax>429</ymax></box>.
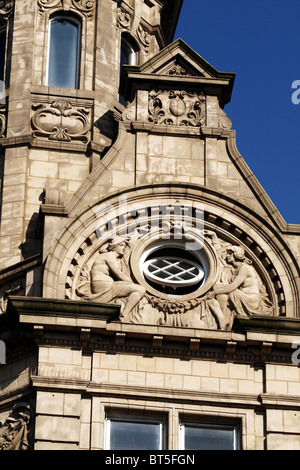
<box><xmin>0</xmin><ymin>0</ymin><xmax>299</xmax><ymax>452</ymax></box>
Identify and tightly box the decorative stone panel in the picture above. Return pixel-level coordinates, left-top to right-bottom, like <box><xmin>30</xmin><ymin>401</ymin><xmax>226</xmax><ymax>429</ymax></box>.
<box><xmin>148</xmin><ymin>89</ymin><xmax>206</xmax><ymax>127</ymax></box>
<box><xmin>31</xmin><ymin>93</ymin><xmax>93</xmax><ymax>149</ymax></box>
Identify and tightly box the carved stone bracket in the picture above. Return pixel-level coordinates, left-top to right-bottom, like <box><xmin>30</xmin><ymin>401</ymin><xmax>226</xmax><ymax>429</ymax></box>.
<box><xmin>31</xmin><ymin>99</ymin><xmax>92</xmax><ymax>144</ymax></box>
<box><xmin>149</xmin><ymin>89</ymin><xmax>206</xmax><ymax>127</ymax></box>
<box><xmin>37</xmin><ymin>0</ymin><xmax>96</xmax><ymax>19</ymax></box>
<box><xmin>0</xmin><ymin>0</ymin><xmax>14</xmax><ymax>17</ymax></box>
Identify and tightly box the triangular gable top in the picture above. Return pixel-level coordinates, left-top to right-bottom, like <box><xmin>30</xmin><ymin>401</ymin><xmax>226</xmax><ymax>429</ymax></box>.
<box><xmin>121</xmin><ymin>39</ymin><xmax>235</xmax><ymax>107</ymax></box>
<box><xmin>139</xmin><ymin>38</ymin><xmax>234</xmax><ymax>81</ymax></box>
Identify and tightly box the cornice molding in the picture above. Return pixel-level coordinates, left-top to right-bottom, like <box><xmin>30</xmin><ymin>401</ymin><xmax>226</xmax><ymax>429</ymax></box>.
<box><xmin>30</xmin><ymin>375</ymin><xmax>300</xmax><ymax>409</ymax></box>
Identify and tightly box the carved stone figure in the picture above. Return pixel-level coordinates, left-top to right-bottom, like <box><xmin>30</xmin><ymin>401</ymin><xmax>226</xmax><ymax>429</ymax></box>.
<box><xmin>0</xmin><ymin>279</ymin><xmax>25</xmax><ymax>315</ymax></box>
<box><xmin>76</xmin><ymin>237</ymin><xmax>146</xmax><ymax>322</ymax></box>
<box><xmin>0</xmin><ymin>403</ymin><xmax>33</xmax><ymax>450</ymax></box>
<box><xmin>205</xmin><ymin>245</ymin><xmax>273</xmax><ymax>330</ymax></box>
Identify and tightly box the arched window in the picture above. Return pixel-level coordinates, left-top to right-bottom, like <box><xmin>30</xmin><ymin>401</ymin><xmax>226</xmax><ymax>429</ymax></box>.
<box><xmin>0</xmin><ymin>29</ymin><xmax>6</xmax><ymax>82</ymax></box>
<box><xmin>47</xmin><ymin>14</ymin><xmax>81</xmax><ymax>89</ymax></box>
<box><xmin>120</xmin><ymin>36</ymin><xmax>136</xmax><ymax>69</ymax></box>
<box><xmin>119</xmin><ymin>35</ymin><xmax>137</xmax><ymax>104</ymax></box>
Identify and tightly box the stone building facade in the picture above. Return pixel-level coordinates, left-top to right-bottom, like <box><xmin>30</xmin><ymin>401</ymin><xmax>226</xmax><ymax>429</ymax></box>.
<box><xmin>0</xmin><ymin>0</ymin><xmax>300</xmax><ymax>451</ymax></box>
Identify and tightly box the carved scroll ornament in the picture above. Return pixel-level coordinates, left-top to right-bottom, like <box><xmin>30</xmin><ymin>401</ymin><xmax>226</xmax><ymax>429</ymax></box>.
<box><xmin>31</xmin><ymin>100</ymin><xmax>91</xmax><ymax>143</ymax></box>
<box><xmin>117</xmin><ymin>6</ymin><xmax>131</xmax><ymax>30</ymax></box>
<box><xmin>0</xmin><ymin>1</ymin><xmax>14</xmax><ymax>17</ymax></box>
<box><xmin>37</xmin><ymin>0</ymin><xmax>95</xmax><ymax>19</ymax></box>
<box><xmin>149</xmin><ymin>89</ymin><xmax>206</xmax><ymax>127</ymax></box>
<box><xmin>136</xmin><ymin>24</ymin><xmax>151</xmax><ymax>54</ymax></box>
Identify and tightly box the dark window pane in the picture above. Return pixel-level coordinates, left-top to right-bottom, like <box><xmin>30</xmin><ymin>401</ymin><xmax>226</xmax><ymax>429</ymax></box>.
<box><xmin>109</xmin><ymin>420</ymin><xmax>163</xmax><ymax>450</ymax></box>
<box><xmin>0</xmin><ymin>30</ymin><xmax>6</xmax><ymax>82</ymax></box>
<box><xmin>47</xmin><ymin>18</ymin><xmax>80</xmax><ymax>89</ymax></box>
<box><xmin>184</xmin><ymin>424</ymin><xmax>238</xmax><ymax>450</ymax></box>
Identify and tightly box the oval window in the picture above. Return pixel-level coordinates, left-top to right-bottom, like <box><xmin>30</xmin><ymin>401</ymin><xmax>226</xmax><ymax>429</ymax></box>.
<box><xmin>143</xmin><ymin>256</ymin><xmax>205</xmax><ymax>287</ymax></box>
<box><xmin>140</xmin><ymin>244</ymin><xmax>208</xmax><ymax>296</ymax></box>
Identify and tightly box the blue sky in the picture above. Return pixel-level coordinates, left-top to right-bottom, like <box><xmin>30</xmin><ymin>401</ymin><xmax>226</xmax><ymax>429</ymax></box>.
<box><xmin>175</xmin><ymin>0</ymin><xmax>300</xmax><ymax>224</ymax></box>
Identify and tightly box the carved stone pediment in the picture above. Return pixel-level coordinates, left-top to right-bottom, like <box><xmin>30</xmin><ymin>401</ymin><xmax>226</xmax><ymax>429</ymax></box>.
<box><xmin>120</xmin><ymin>39</ymin><xmax>235</xmax><ymax>110</ymax></box>
<box><xmin>156</xmin><ymin>57</ymin><xmax>205</xmax><ymax>78</ymax></box>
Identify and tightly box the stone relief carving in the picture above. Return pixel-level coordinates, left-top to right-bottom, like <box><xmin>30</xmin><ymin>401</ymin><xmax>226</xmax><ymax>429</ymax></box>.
<box><xmin>0</xmin><ymin>0</ymin><xmax>13</xmax><ymax>16</ymax></box>
<box><xmin>0</xmin><ymin>402</ymin><xmax>34</xmax><ymax>451</ymax></box>
<box><xmin>74</xmin><ymin>224</ymin><xmax>274</xmax><ymax>331</ymax></box>
<box><xmin>168</xmin><ymin>61</ymin><xmax>191</xmax><ymax>77</ymax></box>
<box><xmin>135</xmin><ymin>24</ymin><xmax>151</xmax><ymax>54</ymax></box>
<box><xmin>149</xmin><ymin>89</ymin><xmax>206</xmax><ymax>127</ymax></box>
<box><xmin>37</xmin><ymin>0</ymin><xmax>95</xmax><ymax>19</ymax></box>
<box><xmin>202</xmin><ymin>243</ymin><xmax>274</xmax><ymax>330</ymax></box>
<box><xmin>31</xmin><ymin>100</ymin><xmax>91</xmax><ymax>144</ymax></box>
<box><xmin>116</xmin><ymin>6</ymin><xmax>131</xmax><ymax>30</ymax></box>
<box><xmin>76</xmin><ymin>236</ymin><xmax>146</xmax><ymax>323</ymax></box>
<box><xmin>0</xmin><ymin>279</ymin><xmax>25</xmax><ymax>314</ymax></box>
<box><xmin>0</xmin><ymin>105</ymin><xmax>6</xmax><ymax>138</ymax></box>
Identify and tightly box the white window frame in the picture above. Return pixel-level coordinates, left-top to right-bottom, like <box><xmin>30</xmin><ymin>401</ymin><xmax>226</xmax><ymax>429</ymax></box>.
<box><xmin>121</xmin><ymin>36</ymin><xmax>137</xmax><ymax>67</ymax></box>
<box><xmin>179</xmin><ymin>421</ymin><xmax>240</xmax><ymax>450</ymax></box>
<box><xmin>46</xmin><ymin>13</ymin><xmax>82</xmax><ymax>89</ymax></box>
<box><xmin>104</xmin><ymin>414</ymin><xmax>167</xmax><ymax>451</ymax></box>
<box><xmin>143</xmin><ymin>255</ymin><xmax>205</xmax><ymax>287</ymax></box>
<box><xmin>139</xmin><ymin>240</ymin><xmax>209</xmax><ymax>290</ymax></box>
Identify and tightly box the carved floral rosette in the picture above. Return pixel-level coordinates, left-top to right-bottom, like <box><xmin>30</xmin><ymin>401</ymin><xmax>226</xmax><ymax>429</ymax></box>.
<box><xmin>37</xmin><ymin>0</ymin><xmax>96</xmax><ymax>19</ymax></box>
<box><xmin>149</xmin><ymin>89</ymin><xmax>206</xmax><ymax>127</ymax></box>
<box><xmin>66</xmin><ymin>200</ymin><xmax>279</xmax><ymax>331</ymax></box>
<box><xmin>31</xmin><ymin>99</ymin><xmax>92</xmax><ymax>144</ymax></box>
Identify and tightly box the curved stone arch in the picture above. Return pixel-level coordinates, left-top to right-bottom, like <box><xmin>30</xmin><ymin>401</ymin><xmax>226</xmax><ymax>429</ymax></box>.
<box><xmin>43</xmin><ymin>183</ymin><xmax>300</xmax><ymax>319</ymax></box>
